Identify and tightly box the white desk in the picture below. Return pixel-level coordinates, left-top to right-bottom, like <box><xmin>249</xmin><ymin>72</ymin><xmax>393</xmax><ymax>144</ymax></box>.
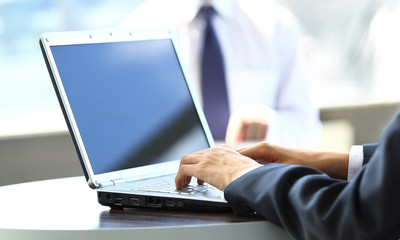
<box><xmin>0</xmin><ymin>177</ymin><xmax>291</xmax><ymax>240</ymax></box>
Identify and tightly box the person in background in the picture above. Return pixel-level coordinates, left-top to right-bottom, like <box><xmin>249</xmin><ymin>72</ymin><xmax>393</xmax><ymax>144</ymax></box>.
<box><xmin>119</xmin><ymin>0</ymin><xmax>321</xmax><ymax>148</ymax></box>
<box><xmin>175</xmin><ymin>112</ymin><xmax>400</xmax><ymax>240</ymax></box>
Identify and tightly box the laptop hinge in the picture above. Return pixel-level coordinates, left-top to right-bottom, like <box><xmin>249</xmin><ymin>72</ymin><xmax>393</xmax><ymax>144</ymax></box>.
<box><xmin>112</xmin><ymin>178</ymin><xmax>127</xmax><ymax>186</ymax></box>
<box><xmin>99</xmin><ymin>178</ymin><xmax>126</xmax><ymax>188</ymax></box>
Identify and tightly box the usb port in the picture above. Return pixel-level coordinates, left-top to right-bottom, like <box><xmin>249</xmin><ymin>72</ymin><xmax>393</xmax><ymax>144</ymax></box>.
<box><xmin>113</xmin><ymin>194</ymin><xmax>122</xmax><ymax>206</ymax></box>
<box><xmin>114</xmin><ymin>199</ymin><xmax>122</xmax><ymax>206</ymax></box>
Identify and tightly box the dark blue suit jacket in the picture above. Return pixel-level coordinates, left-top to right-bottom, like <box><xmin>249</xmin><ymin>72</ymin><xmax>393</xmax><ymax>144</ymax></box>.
<box><xmin>363</xmin><ymin>143</ymin><xmax>377</xmax><ymax>165</ymax></box>
<box><xmin>225</xmin><ymin>113</ymin><xmax>400</xmax><ymax>240</ymax></box>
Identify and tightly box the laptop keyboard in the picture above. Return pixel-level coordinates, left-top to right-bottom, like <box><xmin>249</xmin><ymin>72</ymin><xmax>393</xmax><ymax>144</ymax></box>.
<box><xmin>131</xmin><ymin>180</ymin><xmax>216</xmax><ymax>195</ymax></box>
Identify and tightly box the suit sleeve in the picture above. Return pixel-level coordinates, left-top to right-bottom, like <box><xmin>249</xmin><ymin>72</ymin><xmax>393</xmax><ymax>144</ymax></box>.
<box><xmin>224</xmin><ymin>114</ymin><xmax>400</xmax><ymax>240</ymax></box>
<box><xmin>363</xmin><ymin>143</ymin><xmax>378</xmax><ymax>165</ymax></box>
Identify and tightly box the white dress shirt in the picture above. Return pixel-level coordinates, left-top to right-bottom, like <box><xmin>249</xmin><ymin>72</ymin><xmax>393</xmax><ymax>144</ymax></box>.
<box><xmin>118</xmin><ymin>0</ymin><xmax>321</xmax><ymax>148</ymax></box>
<box><xmin>348</xmin><ymin>145</ymin><xmax>364</xmax><ymax>181</ymax></box>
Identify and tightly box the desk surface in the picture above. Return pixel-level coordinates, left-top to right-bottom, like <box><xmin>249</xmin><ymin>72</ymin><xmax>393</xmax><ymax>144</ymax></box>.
<box><xmin>0</xmin><ymin>176</ymin><xmax>291</xmax><ymax>240</ymax></box>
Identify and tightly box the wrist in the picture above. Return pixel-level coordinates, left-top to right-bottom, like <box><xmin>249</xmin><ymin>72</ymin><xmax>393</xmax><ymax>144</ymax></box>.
<box><xmin>312</xmin><ymin>151</ymin><xmax>349</xmax><ymax>180</ymax></box>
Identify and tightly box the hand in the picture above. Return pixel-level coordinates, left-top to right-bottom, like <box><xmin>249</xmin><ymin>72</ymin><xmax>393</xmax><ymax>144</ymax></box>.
<box><xmin>226</xmin><ymin>116</ymin><xmax>268</xmax><ymax>144</ymax></box>
<box><xmin>175</xmin><ymin>145</ymin><xmax>262</xmax><ymax>191</ymax></box>
<box><xmin>238</xmin><ymin>142</ymin><xmax>350</xmax><ymax>180</ymax></box>
<box><xmin>225</xmin><ymin>106</ymin><xmax>271</xmax><ymax>144</ymax></box>
<box><xmin>238</xmin><ymin>142</ymin><xmax>313</xmax><ymax>165</ymax></box>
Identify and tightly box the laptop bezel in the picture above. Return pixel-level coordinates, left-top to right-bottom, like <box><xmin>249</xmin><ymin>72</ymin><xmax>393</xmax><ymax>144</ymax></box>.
<box><xmin>40</xmin><ymin>28</ymin><xmax>215</xmax><ymax>189</ymax></box>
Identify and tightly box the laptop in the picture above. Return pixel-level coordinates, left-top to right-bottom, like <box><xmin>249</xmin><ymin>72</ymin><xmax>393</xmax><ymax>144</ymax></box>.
<box><xmin>40</xmin><ymin>28</ymin><xmax>229</xmax><ymax>211</ymax></box>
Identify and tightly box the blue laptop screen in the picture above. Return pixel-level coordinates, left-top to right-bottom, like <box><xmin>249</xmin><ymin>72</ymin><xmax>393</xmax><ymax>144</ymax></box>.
<box><xmin>50</xmin><ymin>39</ymin><xmax>210</xmax><ymax>174</ymax></box>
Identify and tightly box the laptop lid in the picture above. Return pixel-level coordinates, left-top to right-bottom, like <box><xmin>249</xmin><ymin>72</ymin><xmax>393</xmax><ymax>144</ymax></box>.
<box><xmin>40</xmin><ymin>29</ymin><xmax>214</xmax><ymax>189</ymax></box>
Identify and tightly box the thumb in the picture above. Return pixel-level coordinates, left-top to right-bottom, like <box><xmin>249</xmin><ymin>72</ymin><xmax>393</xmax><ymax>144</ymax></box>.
<box><xmin>238</xmin><ymin>142</ymin><xmax>270</xmax><ymax>161</ymax></box>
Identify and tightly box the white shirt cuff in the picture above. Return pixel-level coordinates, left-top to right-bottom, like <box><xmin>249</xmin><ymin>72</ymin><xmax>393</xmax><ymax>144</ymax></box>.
<box><xmin>348</xmin><ymin>145</ymin><xmax>364</xmax><ymax>181</ymax></box>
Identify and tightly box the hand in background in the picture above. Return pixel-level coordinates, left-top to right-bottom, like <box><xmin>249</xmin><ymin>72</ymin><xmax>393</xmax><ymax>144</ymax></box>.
<box><xmin>225</xmin><ymin>107</ymin><xmax>269</xmax><ymax>144</ymax></box>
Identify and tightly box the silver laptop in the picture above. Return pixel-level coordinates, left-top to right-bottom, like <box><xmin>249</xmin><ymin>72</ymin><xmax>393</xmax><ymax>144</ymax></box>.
<box><xmin>40</xmin><ymin>28</ymin><xmax>229</xmax><ymax>211</ymax></box>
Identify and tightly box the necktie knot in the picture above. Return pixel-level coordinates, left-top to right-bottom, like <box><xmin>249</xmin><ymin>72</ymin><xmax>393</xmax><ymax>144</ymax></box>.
<box><xmin>200</xmin><ymin>6</ymin><xmax>216</xmax><ymax>24</ymax></box>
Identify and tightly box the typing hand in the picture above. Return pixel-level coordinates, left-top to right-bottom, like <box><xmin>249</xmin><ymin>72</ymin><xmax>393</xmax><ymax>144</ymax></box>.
<box><xmin>175</xmin><ymin>145</ymin><xmax>262</xmax><ymax>191</ymax></box>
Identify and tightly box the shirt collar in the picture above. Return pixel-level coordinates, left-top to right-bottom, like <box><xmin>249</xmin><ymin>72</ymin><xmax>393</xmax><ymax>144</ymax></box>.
<box><xmin>191</xmin><ymin>0</ymin><xmax>236</xmax><ymax>21</ymax></box>
<box><xmin>211</xmin><ymin>0</ymin><xmax>236</xmax><ymax>19</ymax></box>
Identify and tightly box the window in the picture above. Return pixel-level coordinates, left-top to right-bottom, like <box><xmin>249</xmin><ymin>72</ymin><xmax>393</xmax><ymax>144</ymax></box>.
<box><xmin>0</xmin><ymin>0</ymin><xmax>143</xmax><ymax>136</ymax></box>
<box><xmin>276</xmin><ymin>0</ymin><xmax>400</xmax><ymax>107</ymax></box>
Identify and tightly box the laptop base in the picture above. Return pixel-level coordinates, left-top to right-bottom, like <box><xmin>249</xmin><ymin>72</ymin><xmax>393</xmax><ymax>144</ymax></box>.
<box><xmin>98</xmin><ymin>191</ymin><xmax>231</xmax><ymax>211</ymax></box>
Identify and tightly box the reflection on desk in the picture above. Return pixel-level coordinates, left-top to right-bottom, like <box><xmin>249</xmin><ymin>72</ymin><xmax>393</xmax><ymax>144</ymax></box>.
<box><xmin>0</xmin><ymin>176</ymin><xmax>291</xmax><ymax>240</ymax></box>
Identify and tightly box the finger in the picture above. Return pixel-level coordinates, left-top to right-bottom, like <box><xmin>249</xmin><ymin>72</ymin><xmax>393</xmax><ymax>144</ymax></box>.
<box><xmin>197</xmin><ymin>178</ymin><xmax>204</xmax><ymax>185</ymax></box>
<box><xmin>225</xmin><ymin>121</ymin><xmax>238</xmax><ymax>144</ymax></box>
<box><xmin>175</xmin><ymin>176</ymin><xmax>191</xmax><ymax>189</ymax></box>
<box><xmin>175</xmin><ymin>162</ymin><xmax>205</xmax><ymax>189</ymax></box>
<box><xmin>238</xmin><ymin>121</ymin><xmax>248</xmax><ymax>142</ymax></box>
<box><xmin>236</xmin><ymin>145</ymin><xmax>250</xmax><ymax>152</ymax></box>
<box><xmin>238</xmin><ymin>142</ymin><xmax>269</xmax><ymax>160</ymax></box>
<box><xmin>226</xmin><ymin>115</ymin><xmax>245</xmax><ymax>144</ymax></box>
<box><xmin>245</xmin><ymin>122</ymin><xmax>258</xmax><ymax>140</ymax></box>
<box><xmin>218</xmin><ymin>144</ymin><xmax>235</xmax><ymax>151</ymax></box>
<box><xmin>175</xmin><ymin>165</ymin><xmax>195</xmax><ymax>189</ymax></box>
<box><xmin>180</xmin><ymin>153</ymin><xmax>204</xmax><ymax>166</ymax></box>
<box><xmin>256</xmin><ymin>122</ymin><xmax>268</xmax><ymax>139</ymax></box>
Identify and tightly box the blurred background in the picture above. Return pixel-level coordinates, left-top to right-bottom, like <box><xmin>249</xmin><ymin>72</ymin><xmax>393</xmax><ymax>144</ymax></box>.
<box><xmin>1</xmin><ymin>0</ymin><xmax>400</xmax><ymax>186</ymax></box>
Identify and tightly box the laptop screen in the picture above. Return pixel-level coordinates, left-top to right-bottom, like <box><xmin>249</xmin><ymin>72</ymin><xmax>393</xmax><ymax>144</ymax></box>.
<box><xmin>50</xmin><ymin>39</ymin><xmax>210</xmax><ymax>175</ymax></box>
